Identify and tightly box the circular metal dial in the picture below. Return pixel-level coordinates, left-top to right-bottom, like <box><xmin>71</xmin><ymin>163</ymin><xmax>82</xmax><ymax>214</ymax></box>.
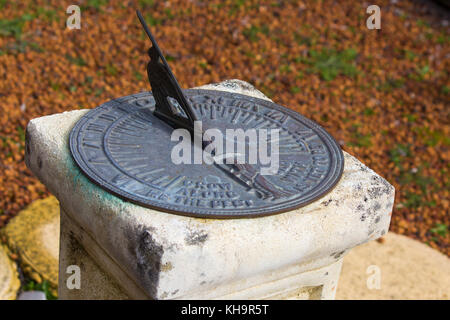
<box><xmin>70</xmin><ymin>89</ymin><xmax>344</xmax><ymax>218</ymax></box>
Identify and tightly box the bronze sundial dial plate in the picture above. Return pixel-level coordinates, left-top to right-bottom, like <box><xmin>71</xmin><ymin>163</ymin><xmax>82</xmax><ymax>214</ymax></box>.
<box><xmin>69</xmin><ymin>89</ymin><xmax>344</xmax><ymax>218</ymax></box>
<box><xmin>69</xmin><ymin>10</ymin><xmax>344</xmax><ymax>218</ymax></box>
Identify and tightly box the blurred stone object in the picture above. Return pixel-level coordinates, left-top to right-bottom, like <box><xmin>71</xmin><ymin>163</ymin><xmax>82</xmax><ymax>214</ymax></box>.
<box><xmin>17</xmin><ymin>291</ymin><xmax>47</xmax><ymax>300</ymax></box>
<box><xmin>1</xmin><ymin>196</ymin><xmax>59</xmax><ymax>296</ymax></box>
<box><xmin>337</xmin><ymin>232</ymin><xmax>450</xmax><ymax>299</ymax></box>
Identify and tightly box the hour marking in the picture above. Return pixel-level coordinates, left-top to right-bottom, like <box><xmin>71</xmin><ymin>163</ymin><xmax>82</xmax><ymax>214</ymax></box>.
<box><xmin>113</xmin><ymin>129</ymin><xmax>143</xmax><ymax>137</ymax></box>
<box><xmin>87</xmin><ymin>123</ymin><xmax>107</xmax><ymax>133</ymax></box>
<box><xmin>254</xmin><ymin>119</ymin><xmax>271</xmax><ymax>129</ymax></box>
<box><xmin>135</xmin><ymin>168</ymin><xmax>165</xmax><ymax>179</ymax></box>
<box><xmin>163</xmin><ymin>175</ymin><xmax>186</xmax><ymax>190</ymax></box>
<box><xmin>117</xmin><ymin>123</ymin><xmax>141</xmax><ymax>132</ymax></box>
<box><xmin>128</xmin><ymin>115</ymin><xmax>151</xmax><ymax>128</ymax></box>
<box><xmin>197</xmin><ymin>104</ymin><xmax>205</xmax><ymax>116</ymax></box>
<box><xmin>221</xmin><ymin>106</ymin><xmax>227</xmax><ymax>118</ymax></box>
<box><xmin>295</xmin><ymin>129</ymin><xmax>317</xmax><ymax>141</ymax></box>
<box><xmin>88</xmin><ymin>156</ymin><xmax>109</xmax><ymax>164</ymax></box>
<box><xmin>108</xmin><ymin>142</ymin><xmax>141</xmax><ymax>147</ymax></box>
<box><xmin>111</xmin><ymin>173</ymin><xmax>130</xmax><ymax>187</ymax></box>
<box><xmin>150</xmin><ymin>175</ymin><xmax>172</xmax><ymax>185</ymax></box>
<box><xmin>124</xmin><ymin>121</ymin><xmax>147</xmax><ymax>130</ymax></box>
<box><xmin>265</xmin><ymin>110</ymin><xmax>289</xmax><ymax>124</ymax></box>
<box><xmin>122</xmin><ymin>162</ymin><xmax>150</xmax><ymax>172</ymax></box>
<box><xmin>82</xmin><ymin>142</ymin><xmax>101</xmax><ymax>149</ymax></box>
<box><xmin>241</xmin><ymin>113</ymin><xmax>256</xmax><ymax>125</ymax></box>
<box><xmin>231</xmin><ymin>109</ymin><xmax>241</xmax><ymax>123</ymax></box>
<box><xmin>98</xmin><ymin>114</ymin><xmax>118</xmax><ymax>122</ymax></box>
<box><xmin>116</xmin><ymin>157</ymin><xmax>148</xmax><ymax>164</ymax></box>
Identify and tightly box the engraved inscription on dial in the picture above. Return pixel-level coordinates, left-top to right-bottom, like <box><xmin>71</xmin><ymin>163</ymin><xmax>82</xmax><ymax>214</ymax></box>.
<box><xmin>70</xmin><ymin>89</ymin><xmax>344</xmax><ymax>217</ymax></box>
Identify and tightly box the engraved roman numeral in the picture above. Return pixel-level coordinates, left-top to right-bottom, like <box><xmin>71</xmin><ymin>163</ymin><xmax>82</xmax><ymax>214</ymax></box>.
<box><xmin>264</xmin><ymin>110</ymin><xmax>289</xmax><ymax>124</ymax></box>
<box><xmin>241</xmin><ymin>112</ymin><xmax>256</xmax><ymax>125</ymax></box>
<box><xmin>254</xmin><ymin>119</ymin><xmax>271</xmax><ymax>129</ymax></box>
<box><xmin>210</xmin><ymin>105</ymin><xmax>217</xmax><ymax>119</ymax></box>
<box><xmin>295</xmin><ymin>129</ymin><xmax>316</xmax><ymax>141</ymax></box>
<box><xmin>231</xmin><ymin>109</ymin><xmax>241</xmax><ymax>123</ymax></box>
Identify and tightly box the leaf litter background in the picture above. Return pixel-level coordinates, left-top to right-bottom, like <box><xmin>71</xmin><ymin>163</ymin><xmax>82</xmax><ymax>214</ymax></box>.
<box><xmin>0</xmin><ymin>0</ymin><xmax>448</xmax><ymax>255</ymax></box>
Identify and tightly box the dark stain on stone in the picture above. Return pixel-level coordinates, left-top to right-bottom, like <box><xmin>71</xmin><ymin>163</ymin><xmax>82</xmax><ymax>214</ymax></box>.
<box><xmin>364</xmin><ymin>197</ymin><xmax>368</xmax><ymax>202</ymax></box>
<box><xmin>353</xmin><ymin>183</ymin><xmax>363</xmax><ymax>192</ymax></box>
<box><xmin>127</xmin><ymin>225</ymin><xmax>163</xmax><ymax>299</ymax></box>
<box><xmin>185</xmin><ymin>230</ymin><xmax>208</xmax><ymax>246</ymax></box>
<box><xmin>37</xmin><ymin>156</ymin><xmax>43</xmax><ymax>169</ymax></box>
<box><xmin>332</xmin><ymin>251</ymin><xmax>345</xmax><ymax>259</ymax></box>
<box><xmin>358</xmin><ymin>163</ymin><xmax>369</xmax><ymax>172</ymax></box>
<box><xmin>374</xmin><ymin>216</ymin><xmax>381</xmax><ymax>223</ymax></box>
<box><xmin>368</xmin><ymin>187</ymin><xmax>383</xmax><ymax>199</ymax></box>
<box><xmin>356</xmin><ymin>204</ymin><xmax>364</xmax><ymax>212</ymax></box>
<box><xmin>25</xmin><ymin>128</ymin><xmax>31</xmax><ymax>155</ymax></box>
<box><xmin>171</xmin><ymin>289</ymin><xmax>179</xmax><ymax>295</ymax></box>
<box><xmin>371</xmin><ymin>175</ymin><xmax>393</xmax><ymax>195</ymax></box>
<box><xmin>373</xmin><ymin>202</ymin><xmax>381</xmax><ymax>211</ymax></box>
<box><xmin>65</xmin><ymin>231</ymin><xmax>88</xmax><ymax>273</ymax></box>
<box><xmin>361</xmin><ymin>200</ymin><xmax>383</xmax><ymax>222</ymax></box>
<box><xmin>321</xmin><ymin>199</ymin><xmax>332</xmax><ymax>206</ymax></box>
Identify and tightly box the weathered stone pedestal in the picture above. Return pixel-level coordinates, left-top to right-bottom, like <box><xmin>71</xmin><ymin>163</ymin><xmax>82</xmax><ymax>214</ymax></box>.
<box><xmin>25</xmin><ymin>80</ymin><xmax>394</xmax><ymax>300</ymax></box>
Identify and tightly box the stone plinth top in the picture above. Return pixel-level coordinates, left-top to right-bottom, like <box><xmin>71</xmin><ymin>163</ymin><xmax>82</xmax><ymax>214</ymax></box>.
<box><xmin>25</xmin><ymin>80</ymin><xmax>394</xmax><ymax>299</ymax></box>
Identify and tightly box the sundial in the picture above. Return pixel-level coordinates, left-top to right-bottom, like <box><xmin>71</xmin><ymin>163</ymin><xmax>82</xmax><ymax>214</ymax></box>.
<box><xmin>69</xmin><ymin>10</ymin><xmax>344</xmax><ymax>218</ymax></box>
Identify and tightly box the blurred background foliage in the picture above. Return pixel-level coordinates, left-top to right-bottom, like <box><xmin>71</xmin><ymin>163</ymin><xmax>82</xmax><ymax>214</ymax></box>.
<box><xmin>0</xmin><ymin>0</ymin><xmax>448</xmax><ymax>256</ymax></box>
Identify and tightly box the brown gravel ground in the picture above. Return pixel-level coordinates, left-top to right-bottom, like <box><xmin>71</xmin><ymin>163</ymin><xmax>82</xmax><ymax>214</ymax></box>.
<box><xmin>0</xmin><ymin>1</ymin><xmax>448</xmax><ymax>255</ymax></box>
